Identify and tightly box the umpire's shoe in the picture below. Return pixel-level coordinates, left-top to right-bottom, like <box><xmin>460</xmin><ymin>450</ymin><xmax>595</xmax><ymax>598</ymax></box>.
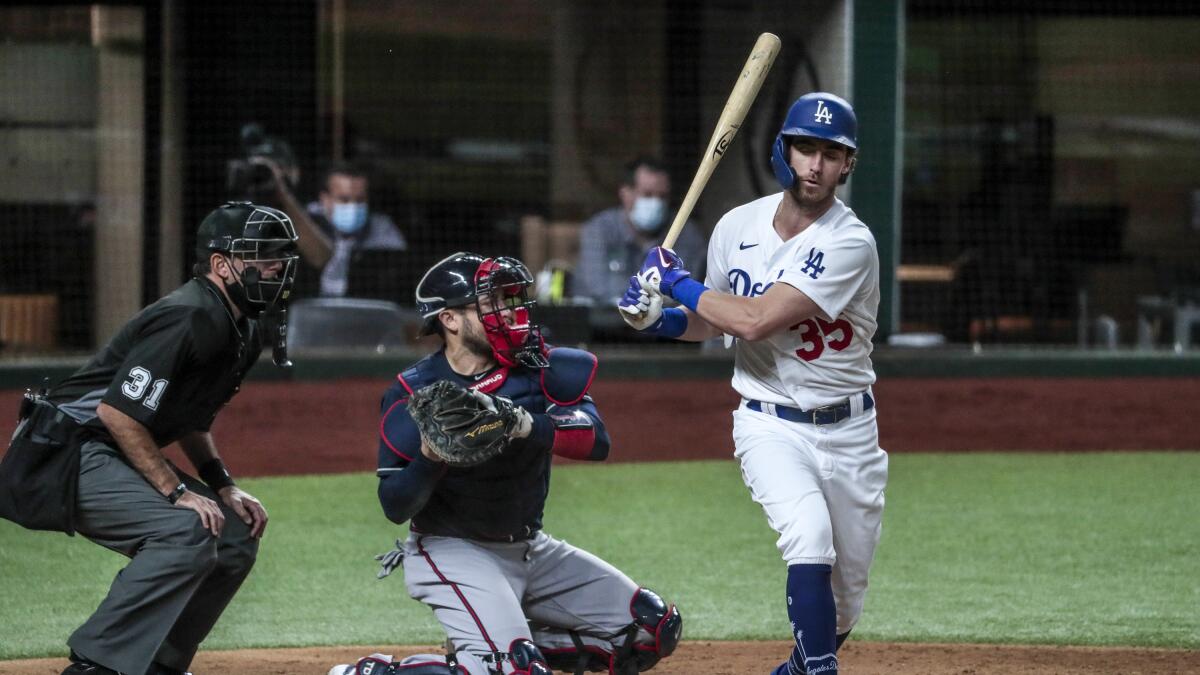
<box><xmin>61</xmin><ymin>651</ymin><xmax>122</xmax><ymax>675</ymax></box>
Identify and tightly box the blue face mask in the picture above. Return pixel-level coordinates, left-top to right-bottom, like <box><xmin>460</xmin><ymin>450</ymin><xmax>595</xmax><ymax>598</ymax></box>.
<box><xmin>330</xmin><ymin>202</ymin><xmax>368</xmax><ymax>235</ymax></box>
<box><xmin>629</xmin><ymin>196</ymin><xmax>666</xmax><ymax>233</ymax></box>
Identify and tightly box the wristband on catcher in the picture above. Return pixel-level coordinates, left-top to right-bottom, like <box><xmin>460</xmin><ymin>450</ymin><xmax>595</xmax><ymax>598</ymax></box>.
<box><xmin>652</xmin><ymin>308</ymin><xmax>688</xmax><ymax>338</ymax></box>
<box><xmin>198</xmin><ymin>458</ymin><xmax>235</xmax><ymax>491</ymax></box>
<box><xmin>670</xmin><ymin>278</ymin><xmax>709</xmax><ymax>313</ymax></box>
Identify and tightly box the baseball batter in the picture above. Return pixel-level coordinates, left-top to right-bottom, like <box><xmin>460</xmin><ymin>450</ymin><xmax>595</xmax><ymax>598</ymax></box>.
<box><xmin>619</xmin><ymin>92</ymin><xmax>886</xmax><ymax>675</ymax></box>
<box><xmin>331</xmin><ymin>253</ymin><xmax>681</xmax><ymax>675</ymax></box>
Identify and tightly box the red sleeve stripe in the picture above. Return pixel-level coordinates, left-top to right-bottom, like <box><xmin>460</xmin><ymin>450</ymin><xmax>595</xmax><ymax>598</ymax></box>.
<box><xmin>396</xmin><ymin>372</ymin><xmax>414</xmax><ymax>395</ymax></box>
<box><xmin>551</xmin><ymin>427</ymin><xmax>596</xmax><ymax>460</ymax></box>
<box><xmin>416</xmin><ymin>537</ymin><xmax>499</xmax><ymax>654</ymax></box>
<box><xmin>379</xmin><ymin>397</ymin><xmax>413</xmax><ymax>461</ymax></box>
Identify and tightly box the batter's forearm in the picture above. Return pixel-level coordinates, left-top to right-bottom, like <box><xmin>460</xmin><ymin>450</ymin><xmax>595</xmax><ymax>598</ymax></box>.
<box><xmin>97</xmin><ymin>402</ymin><xmax>179</xmax><ymax>496</ymax></box>
<box><xmin>677</xmin><ymin>308</ymin><xmax>723</xmax><ymax>342</ymax></box>
<box><xmin>694</xmin><ymin>292</ymin><xmax>768</xmax><ymax>340</ymax></box>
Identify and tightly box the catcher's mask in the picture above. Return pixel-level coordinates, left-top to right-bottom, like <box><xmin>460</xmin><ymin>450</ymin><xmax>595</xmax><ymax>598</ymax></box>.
<box><xmin>474</xmin><ymin>256</ymin><xmax>548</xmax><ymax>369</ymax></box>
<box><xmin>416</xmin><ymin>252</ymin><xmax>548</xmax><ymax>369</ymax></box>
<box><xmin>196</xmin><ymin>201</ymin><xmax>300</xmax><ymax>318</ymax></box>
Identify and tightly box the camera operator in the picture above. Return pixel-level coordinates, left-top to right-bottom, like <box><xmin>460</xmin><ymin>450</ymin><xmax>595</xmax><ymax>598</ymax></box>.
<box><xmin>226</xmin><ymin>123</ymin><xmax>333</xmax><ymax>272</ymax></box>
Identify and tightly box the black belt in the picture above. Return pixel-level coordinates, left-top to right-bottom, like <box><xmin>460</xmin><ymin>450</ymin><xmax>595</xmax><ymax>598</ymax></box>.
<box><xmin>746</xmin><ymin>392</ymin><xmax>874</xmax><ymax>425</ymax></box>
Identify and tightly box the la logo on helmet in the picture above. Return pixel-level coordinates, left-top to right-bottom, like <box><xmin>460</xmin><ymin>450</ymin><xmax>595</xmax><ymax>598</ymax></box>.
<box><xmin>814</xmin><ymin>100</ymin><xmax>833</xmax><ymax>125</ymax></box>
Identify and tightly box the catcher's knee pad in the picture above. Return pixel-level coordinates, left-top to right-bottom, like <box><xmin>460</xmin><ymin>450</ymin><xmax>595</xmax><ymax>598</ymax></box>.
<box><xmin>624</xmin><ymin>587</ymin><xmax>682</xmax><ymax>672</ymax></box>
<box><xmin>503</xmin><ymin>639</ymin><xmax>551</xmax><ymax>675</ymax></box>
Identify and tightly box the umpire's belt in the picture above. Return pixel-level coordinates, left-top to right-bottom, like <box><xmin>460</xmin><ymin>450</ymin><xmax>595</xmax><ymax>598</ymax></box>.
<box><xmin>746</xmin><ymin>392</ymin><xmax>873</xmax><ymax>425</ymax></box>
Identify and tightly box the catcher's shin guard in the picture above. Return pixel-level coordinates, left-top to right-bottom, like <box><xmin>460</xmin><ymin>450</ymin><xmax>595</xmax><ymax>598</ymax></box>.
<box><xmin>505</xmin><ymin>639</ymin><xmax>552</xmax><ymax>675</ymax></box>
<box><xmin>623</xmin><ymin>587</ymin><xmax>682</xmax><ymax>672</ymax></box>
<box><xmin>540</xmin><ymin>588</ymin><xmax>683</xmax><ymax>675</ymax></box>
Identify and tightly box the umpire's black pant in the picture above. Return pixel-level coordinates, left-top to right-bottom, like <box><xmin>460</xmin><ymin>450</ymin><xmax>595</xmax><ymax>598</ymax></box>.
<box><xmin>68</xmin><ymin>440</ymin><xmax>258</xmax><ymax>675</ymax></box>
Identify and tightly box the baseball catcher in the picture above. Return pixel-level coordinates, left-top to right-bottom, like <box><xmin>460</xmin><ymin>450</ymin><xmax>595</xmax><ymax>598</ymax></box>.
<box><xmin>329</xmin><ymin>253</ymin><xmax>681</xmax><ymax>675</ymax></box>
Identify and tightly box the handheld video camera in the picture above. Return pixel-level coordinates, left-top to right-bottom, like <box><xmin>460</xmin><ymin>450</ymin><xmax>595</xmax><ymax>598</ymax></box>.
<box><xmin>225</xmin><ymin>123</ymin><xmax>297</xmax><ymax>201</ymax></box>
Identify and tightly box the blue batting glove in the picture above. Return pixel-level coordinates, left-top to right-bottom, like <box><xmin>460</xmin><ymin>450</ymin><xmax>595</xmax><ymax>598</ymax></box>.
<box><xmin>638</xmin><ymin>246</ymin><xmax>692</xmax><ymax>299</ymax></box>
<box><xmin>618</xmin><ymin>274</ymin><xmax>664</xmax><ymax>332</ymax></box>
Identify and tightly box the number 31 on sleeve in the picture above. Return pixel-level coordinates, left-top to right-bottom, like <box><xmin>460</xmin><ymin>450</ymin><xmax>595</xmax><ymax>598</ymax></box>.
<box><xmin>121</xmin><ymin>366</ymin><xmax>169</xmax><ymax>410</ymax></box>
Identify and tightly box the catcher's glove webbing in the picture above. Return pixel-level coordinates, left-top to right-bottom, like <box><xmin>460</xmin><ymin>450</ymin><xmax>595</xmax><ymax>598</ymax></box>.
<box><xmin>408</xmin><ymin>380</ymin><xmax>522</xmax><ymax>467</ymax></box>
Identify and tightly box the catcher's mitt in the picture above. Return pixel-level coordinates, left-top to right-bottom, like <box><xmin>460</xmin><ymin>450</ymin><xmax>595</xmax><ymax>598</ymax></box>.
<box><xmin>407</xmin><ymin>380</ymin><xmax>522</xmax><ymax>467</ymax></box>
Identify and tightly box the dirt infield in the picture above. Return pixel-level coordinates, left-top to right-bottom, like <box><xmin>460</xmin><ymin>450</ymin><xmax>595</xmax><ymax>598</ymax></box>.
<box><xmin>3</xmin><ymin>641</ymin><xmax>1199</xmax><ymax>674</ymax></box>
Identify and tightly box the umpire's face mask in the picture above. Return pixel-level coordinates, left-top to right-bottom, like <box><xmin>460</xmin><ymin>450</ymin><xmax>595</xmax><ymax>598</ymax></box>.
<box><xmin>219</xmin><ymin>251</ymin><xmax>297</xmax><ymax>319</ymax></box>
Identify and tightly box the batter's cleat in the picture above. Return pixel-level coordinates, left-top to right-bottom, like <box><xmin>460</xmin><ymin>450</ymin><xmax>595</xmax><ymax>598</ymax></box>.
<box><xmin>326</xmin><ymin>666</ymin><xmax>352</xmax><ymax>675</ymax></box>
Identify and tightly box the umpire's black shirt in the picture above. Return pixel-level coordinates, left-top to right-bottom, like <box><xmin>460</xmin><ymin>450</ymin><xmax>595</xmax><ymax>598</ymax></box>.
<box><xmin>50</xmin><ymin>277</ymin><xmax>261</xmax><ymax>448</ymax></box>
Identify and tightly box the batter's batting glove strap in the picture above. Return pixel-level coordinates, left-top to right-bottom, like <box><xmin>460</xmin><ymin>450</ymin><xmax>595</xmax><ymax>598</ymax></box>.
<box><xmin>375</xmin><ymin>539</ymin><xmax>405</xmax><ymax>579</ymax></box>
<box><xmin>669</xmin><ymin>277</ymin><xmax>709</xmax><ymax>314</ymax></box>
<box><xmin>197</xmin><ymin>457</ymin><xmax>235</xmax><ymax>491</ymax></box>
<box><xmin>654</xmin><ymin>308</ymin><xmax>689</xmax><ymax>338</ymax></box>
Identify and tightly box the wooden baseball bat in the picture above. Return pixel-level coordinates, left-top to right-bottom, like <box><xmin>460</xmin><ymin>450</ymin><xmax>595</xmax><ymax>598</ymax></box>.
<box><xmin>661</xmin><ymin>32</ymin><xmax>781</xmax><ymax>251</ymax></box>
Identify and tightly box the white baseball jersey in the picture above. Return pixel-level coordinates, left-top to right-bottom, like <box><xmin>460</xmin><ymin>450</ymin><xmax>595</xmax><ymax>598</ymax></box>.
<box><xmin>705</xmin><ymin>193</ymin><xmax>879</xmax><ymax>410</ymax></box>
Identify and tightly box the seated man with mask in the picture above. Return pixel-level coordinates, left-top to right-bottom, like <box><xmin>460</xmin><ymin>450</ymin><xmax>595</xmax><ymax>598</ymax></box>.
<box><xmin>576</xmin><ymin>156</ymin><xmax>706</xmax><ymax>307</ymax></box>
<box><xmin>303</xmin><ymin>161</ymin><xmax>408</xmax><ymax>298</ymax></box>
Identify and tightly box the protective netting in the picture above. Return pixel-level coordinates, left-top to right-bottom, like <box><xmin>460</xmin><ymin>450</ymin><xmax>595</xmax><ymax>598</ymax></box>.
<box><xmin>903</xmin><ymin>2</ymin><xmax>1200</xmax><ymax>347</ymax></box>
<box><xmin>2</xmin><ymin>2</ymin><xmax>1198</xmax><ymax>355</ymax></box>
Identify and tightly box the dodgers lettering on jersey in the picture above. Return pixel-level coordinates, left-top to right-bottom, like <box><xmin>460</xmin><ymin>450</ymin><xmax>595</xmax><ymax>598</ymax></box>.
<box><xmin>705</xmin><ymin>193</ymin><xmax>879</xmax><ymax>410</ymax></box>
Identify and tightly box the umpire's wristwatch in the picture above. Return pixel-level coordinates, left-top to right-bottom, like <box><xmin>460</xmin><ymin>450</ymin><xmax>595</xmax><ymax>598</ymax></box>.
<box><xmin>166</xmin><ymin>482</ymin><xmax>188</xmax><ymax>504</ymax></box>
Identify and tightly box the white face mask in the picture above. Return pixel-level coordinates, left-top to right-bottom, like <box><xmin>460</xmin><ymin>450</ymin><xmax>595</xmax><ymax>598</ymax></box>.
<box><xmin>629</xmin><ymin>196</ymin><xmax>666</xmax><ymax>233</ymax></box>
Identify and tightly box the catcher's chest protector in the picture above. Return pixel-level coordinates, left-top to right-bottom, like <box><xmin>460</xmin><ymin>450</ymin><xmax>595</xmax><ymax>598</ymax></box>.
<box><xmin>391</xmin><ymin>347</ymin><xmax>596</xmax><ymax>541</ymax></box>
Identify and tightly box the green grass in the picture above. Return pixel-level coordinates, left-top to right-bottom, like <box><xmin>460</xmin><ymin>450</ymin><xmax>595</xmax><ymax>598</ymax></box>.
<box><xmin>1</xmin><ymin>453</ymin><xmax>1198</xmax><ymax>659</ymax></box>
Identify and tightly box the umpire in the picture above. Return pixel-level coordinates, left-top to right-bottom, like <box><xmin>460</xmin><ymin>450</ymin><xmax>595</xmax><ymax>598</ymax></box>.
<box><xmin>10</xmin><ymin>202</ymin><xmax>298</xmax><ymax>675</ymax></box>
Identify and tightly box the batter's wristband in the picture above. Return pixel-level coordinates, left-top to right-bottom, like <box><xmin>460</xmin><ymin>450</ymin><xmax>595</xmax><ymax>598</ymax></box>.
<box><xmin>656</xmin><ymin>308</ymin><xmax>688</xmax><ymax>338</ymax></box>
<box><xmin>198</xmin><ymin>458</ymin><xmax>235</xmax><ymax>491</ymax></box>
<box><xmin>671</xmin><ymin>278</ymin><xmax>709</xmax><ymax>313</ymax></box>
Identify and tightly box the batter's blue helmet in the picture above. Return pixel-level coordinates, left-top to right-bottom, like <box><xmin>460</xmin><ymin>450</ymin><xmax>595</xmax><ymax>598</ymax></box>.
<box><xmin>770</xmin><ymin>92</ymin><xmax>858</xmax><ymax>190</ymax></box>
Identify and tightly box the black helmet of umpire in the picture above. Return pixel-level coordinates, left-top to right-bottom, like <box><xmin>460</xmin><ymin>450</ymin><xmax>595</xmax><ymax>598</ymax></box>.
<box><xmin>195</xmin><ymin>201</ymin><xmax>300</xmax><ymax>317</ymax></box>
